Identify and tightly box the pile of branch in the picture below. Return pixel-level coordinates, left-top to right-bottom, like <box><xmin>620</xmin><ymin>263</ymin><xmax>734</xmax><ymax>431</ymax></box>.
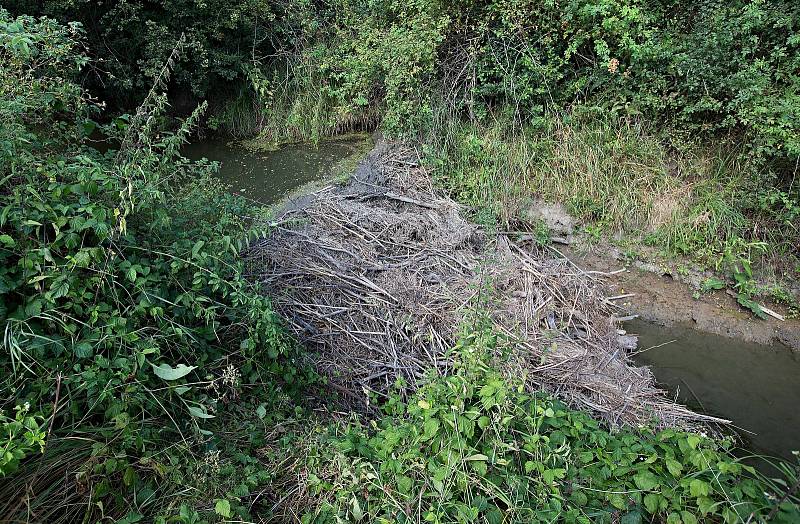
<box><xmin>245</xmin><ymin>141</ymin><xmax>726</xmax><ymax>428</ymax></box>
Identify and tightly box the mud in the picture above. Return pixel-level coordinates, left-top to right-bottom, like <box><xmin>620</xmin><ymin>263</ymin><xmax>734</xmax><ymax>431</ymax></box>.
<box><xmin>558</xmin><ymin>242</ymin><xmax>800</xmax><ymax>351</ymax></box>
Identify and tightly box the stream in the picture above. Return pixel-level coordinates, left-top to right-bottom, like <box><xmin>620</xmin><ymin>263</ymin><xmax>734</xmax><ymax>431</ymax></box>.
<box><xmin>189</xmin><ymin>138</ymin><xmax>799</xmax><ymax>464</ymax></box>
<box><xmin>183</xmin><ymin>138</ymin><xmax>363</xmax><ymax>204</ymax></box>
<box><xmin>627</xmin><ymin>320</ymin><xmax>800</xmax><ymax>462</ymax></box>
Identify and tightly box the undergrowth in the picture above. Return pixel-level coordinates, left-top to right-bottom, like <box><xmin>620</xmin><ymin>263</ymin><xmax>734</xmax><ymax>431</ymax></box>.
<box><xmin>0</xmin><ymin>11</ymin><xmax>303</xmax><ymax>521</ymax></box>
<box><xmin>423</xmin><ymin>110</ymin><xmax>799</xmax><ymax>311</ymax></box>
<box><xmin>426</xmin><ymin>111</ymin><xmax>795</xmax><ymax>259</ymax></box>
<box><xmin>260</xmin><ymin>319</ymin><xmax>800</xmax><ymax>524</ymax></box>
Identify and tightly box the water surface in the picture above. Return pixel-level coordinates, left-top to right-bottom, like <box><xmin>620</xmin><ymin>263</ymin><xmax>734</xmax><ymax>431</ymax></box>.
<box><xmin>183</xmin><ymin>138</ymin><xmax>363</xmax><ymax>204</ymax></box>
<box><xmin>627</xmin><ymin>319</ymin><xmax>800</xmax><ymax>461</ymax></box>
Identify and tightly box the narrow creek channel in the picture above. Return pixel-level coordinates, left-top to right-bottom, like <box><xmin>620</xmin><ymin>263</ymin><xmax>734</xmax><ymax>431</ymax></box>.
<box><xmin>627</xmin><ymin>319</ymin><xmax>800</xmax><ymax>462</ymax></box>
<box><xmin>188</xmin><ymin>137</ymin><xmax>799</xmax><ymax>466</ymax></box>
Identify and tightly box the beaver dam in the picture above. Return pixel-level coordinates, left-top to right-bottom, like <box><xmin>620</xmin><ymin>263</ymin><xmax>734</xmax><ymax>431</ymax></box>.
<box><xmin>245</xmin><ymin>141</ymin><xmax>728</xmax><ymax>429</ymax></box>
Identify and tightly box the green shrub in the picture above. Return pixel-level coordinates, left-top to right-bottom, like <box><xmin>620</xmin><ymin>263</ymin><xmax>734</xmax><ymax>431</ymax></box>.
<box><xmin>0</xmin><ymin>10</ymin><xmax>297</xmax><ymax>520</ymax></box>
<box><xmin>275</xmin><ymin>326</ymin><xmax>800</xmax><ymax>524</ymax></box>
<box><xmin>5</xmin><ymin>0</ymin><xmax>309</xmax><ymax>107</ymax></box>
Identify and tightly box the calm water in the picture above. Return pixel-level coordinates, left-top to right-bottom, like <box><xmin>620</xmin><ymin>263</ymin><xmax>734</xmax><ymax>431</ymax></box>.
<box><xmin>627</xmin><ymin>319</ymin><xmax>800</xmax><ymax>461</ymax></box>
<box><xmin>183</xmin><ymin>138</ymin><xmax>363</xmax><ymax>204</ymax></box>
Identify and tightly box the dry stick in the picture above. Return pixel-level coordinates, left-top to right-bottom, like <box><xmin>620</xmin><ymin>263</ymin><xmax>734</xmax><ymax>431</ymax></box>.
<box><xmin>760</xmin><ymin>305</ymin><xmax>786</xmax><ymax>322</ymax></box>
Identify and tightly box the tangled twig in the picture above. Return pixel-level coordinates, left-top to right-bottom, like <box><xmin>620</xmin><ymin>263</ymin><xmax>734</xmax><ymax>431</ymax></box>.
<box><xmin>246</xmin><ymin>141</ymin><xmax>728</xmax><ymax>429</ymax></box>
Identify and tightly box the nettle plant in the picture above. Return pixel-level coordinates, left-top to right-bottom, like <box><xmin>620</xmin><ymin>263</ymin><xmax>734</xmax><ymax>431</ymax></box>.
<box><xmin>0</xmin><ymin>404</ymin><xmax>46</xmax><ymax>476</ymax></box>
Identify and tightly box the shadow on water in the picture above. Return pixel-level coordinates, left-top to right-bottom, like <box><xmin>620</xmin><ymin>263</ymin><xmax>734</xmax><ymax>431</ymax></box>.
<box><xmin>626</xmin><ymin>319</ymin><xmax>800</xmax><ymax>464</ymax></box>
<box><xmin>183</xmin><ymin>138</ymin><xmax>363</xmax><ymax>205</ymax></box>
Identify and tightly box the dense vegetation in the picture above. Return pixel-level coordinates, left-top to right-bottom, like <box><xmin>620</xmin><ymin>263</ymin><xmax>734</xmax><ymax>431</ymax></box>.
<box><xmin>1</xmin><ymin>2</ymin><xmax>799</xmax><ymax>523</ymax></box>
<box><xmin>13</xmin><ymin>0</ymin><xmax>797</xmax><ymax>301</ymax></box>
<box><xmin>266</xmin><ymin>323</ymin><xmax>800</xmax><ymax>524</ymax></box>
<box><xmin>0</xmin><ymin>10</ymin><xmax>299</xmax><ymax>520</ymax></box>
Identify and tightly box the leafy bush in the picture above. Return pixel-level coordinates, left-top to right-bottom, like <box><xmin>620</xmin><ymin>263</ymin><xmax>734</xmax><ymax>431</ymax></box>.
<box><xmin>0</xmin><ymin>9</ymin><xmax>297</xmax><ymax>519</ymax></box>
<box><xmin>5</xmin><ymin>0</ymin><xmax>308</xmax><ymax>107</ymax></box>
<box><xmin>635</xmin><ymin>1</ymin><xmax>800</xmax><ymax>164</ymax></box>
<box><xmin>0</xmin><ymin>404</ymin><xmax>46</xmax><ymax>476</ymax></box>
<box><xmin>273</xmin><ymin>326</ymin><xmax>800</xmax><ymax>523</ymax></box>
<box><xmin>11</xmin><ymin>0</ymin><xmax>800</xmax><ymax>184</ymax></box>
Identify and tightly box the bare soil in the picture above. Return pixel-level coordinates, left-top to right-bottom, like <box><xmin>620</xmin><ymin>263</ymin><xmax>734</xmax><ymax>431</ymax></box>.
<box><xmin>559</xmin><ymin>242</ymin><xmax>800</xmax><ymax>352</ymax></box>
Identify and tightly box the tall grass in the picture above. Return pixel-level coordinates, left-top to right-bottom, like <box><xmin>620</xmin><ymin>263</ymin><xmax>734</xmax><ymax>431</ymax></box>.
<box><xmin>426</xmin><ymin>108</ymin><xmax>791</xmax><ymax>264</ymax></box>
<box><xmin>210</xmin><ymin>60</ymin><xmax>381</xmax><ymax>146</ymax></box>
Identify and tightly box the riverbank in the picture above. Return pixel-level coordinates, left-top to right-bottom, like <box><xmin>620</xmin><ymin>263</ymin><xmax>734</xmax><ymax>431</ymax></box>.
<box><xmin>560</xmin><ymin>239</ymin><xmax>800</xmax><ymax>351</ymax></box>
<box><xmin>426</xmin><ymin>115</ymin><xmax>800</xmax><ymax>329</ymax></box>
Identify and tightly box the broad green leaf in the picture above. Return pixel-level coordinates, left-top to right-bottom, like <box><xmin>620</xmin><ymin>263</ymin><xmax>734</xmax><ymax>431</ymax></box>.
<box><xmin>666</xmin><ymin>458</ymin><xmax>683</xmax><ymax>477</ymax></box>
<box><xmin>396</xmin><ymin>475</ymin><xmax>413</xmax><ymax>494</ymax></box>
<box><xmin>73</xmin><ymin>342</ymin><xmax>93</xmax><ymax>358</ymax></box>
<box><xmin>214</xmin><ymin>499</ymin><xmax>231</xmax><ymax>518</ymax></box>
<box><xmin>681</xmin><ymin>511</ymin><xmax>698</xmax><ymax>524</ymax></box>
<box><xmin>571</xmin><ymin>490</ymin><xmax>588</xmax><ymax>507</ymax></box>
<box><xmin>722</xmin><ymin>507</ymin><xmax>739</xmax><ymax>523</ymax></box>
<box><xmin>700</xmin><ymin>277</ymin><xmax>725</xmax><ymax>291</ymax></box>
<box><xmin>689</xmin><ymin>478</ymin><xmax>710</xmax><ymax>497</ymax></box>
<box><xmin>485</xmin><ymin>508</ymin><xmax>503</xmax><ymax>524</ymax></box>
<box><xmin>609</xmin><ymin>493</ymin><xmax>627</xmax><ymax>510</ymax></box>
<box><xmin>422</xmin><ymin>418</ymin><xmax>439</xmax><ymax>440</ymax></box>
<box><xmin>621</xmin><ymin>510</ymin><xmax>643</xmax><ymax>524</ymax></box>
<box><xmin>151</xmin><ymin>362</ymin><xmax>196</xmax><ymax>381</ymax></box>
<box><xmin>351</xmin><ymin>497</ymin><xmax>364</xmax><ymax>521</ymax></box>
<box><xmin>697</xmin><ymin>496</ymin><xmax>716</xmax><ymax>516</ymax></box>
<box><xmin>50</xmin><ymin>281</ymin><xmax>69</xmax><ymax>299</ymax></box>
<box><xmin>666</xmin><ymin>512</ymin><xmax>682</xmax><ymax>524</ymax></box>
<box><xmin>192</xmin><ymin>240</ymin><xmax>205</xmax><ymax>258</ymax></box>
<box><xmin>633</xmin><ymin>471</ymin><xmax>659</xmax><ymax>491</ymax></box>
<box><xmin>643</xmin><ymin>493</ymin><xmax>661</xmax><ymax>514</ymax></box>
<box><xmin>188</xmin><ymin>405</ymin><xmax>215</xmax><ymax>419</ymax></box>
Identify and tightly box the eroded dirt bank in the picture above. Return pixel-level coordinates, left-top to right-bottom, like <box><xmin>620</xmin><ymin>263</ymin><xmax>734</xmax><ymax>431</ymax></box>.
<box><xmin>556</xmin><ymin>244</ymin><xmax>800</xmax><ymax>351</ymax></box>
<box><xmin>517</xmin><ymin>200</ymin><xmax>800</xmax><ymax>352</ymax></box>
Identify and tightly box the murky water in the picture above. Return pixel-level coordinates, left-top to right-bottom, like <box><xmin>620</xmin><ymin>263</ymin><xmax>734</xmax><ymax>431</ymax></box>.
<box><xmin>627</xmin><ymin>319</ymin><xmax>800</xmax><ymax>461</ymax></box>
<box><xmin>183</xmin><ymin>138</ymin><xmax>363</xmax><ymax>204</ymax></box>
